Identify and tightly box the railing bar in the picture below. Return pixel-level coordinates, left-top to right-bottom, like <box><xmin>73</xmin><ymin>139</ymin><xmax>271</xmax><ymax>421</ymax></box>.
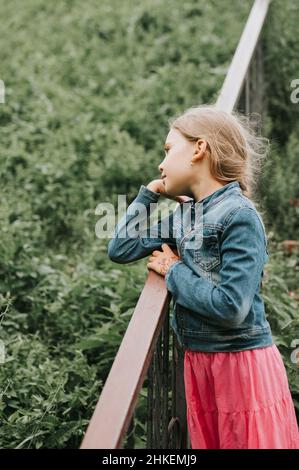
<box><xmin>162</xmin><ymin>308</ymin><xmax>170</xmax><ymax>449</ymax></box>
<box><xmin>156</xmin><ymin>332</ymin><xmax>162</xmax><ymax>447</ymax></box>
<box><xmin>146</xmin><ymin>359</ymin><xmax>154</xmax><ymax>447</ymax></box>
<box><xmin>157</xmin><ymin>336</ymin><xmax>163</xmax><ymax>449</ymax></box>
<box><xmin>246</xmin><ymin>70</ymin><xmax>250</xmax><ymax>115</ymax></box>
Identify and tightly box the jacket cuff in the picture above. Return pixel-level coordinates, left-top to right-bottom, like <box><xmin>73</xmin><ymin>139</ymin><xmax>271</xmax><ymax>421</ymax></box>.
<box><xmin>165</xmin><ymin>260</ymin><xmax>184</xmax><ymax>288</ymax></box>
<box><xmin>135</xmin><ymin>184</ymin><xmax>161</xmax><ymax>204</ymax></box>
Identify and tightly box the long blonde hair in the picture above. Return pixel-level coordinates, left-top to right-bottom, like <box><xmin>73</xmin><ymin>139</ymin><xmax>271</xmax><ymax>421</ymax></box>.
<box><xmin>167</xmin><ymin>104</ymin><xmax>270</xmax><ymax>203</ymax></box>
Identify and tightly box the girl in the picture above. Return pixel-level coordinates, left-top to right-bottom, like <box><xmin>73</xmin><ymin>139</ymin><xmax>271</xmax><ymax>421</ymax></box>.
<box><xmin>108</xmin><ymin>104</ymin><xmax>299</xmax><ymax>449</ymax></box>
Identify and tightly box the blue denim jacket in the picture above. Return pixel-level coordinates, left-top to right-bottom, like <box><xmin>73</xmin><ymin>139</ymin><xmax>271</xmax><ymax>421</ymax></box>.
<box><xmin>107</xmin><ymin>181</ymin><xmax>273</xmax><ymax>352</ymax></box>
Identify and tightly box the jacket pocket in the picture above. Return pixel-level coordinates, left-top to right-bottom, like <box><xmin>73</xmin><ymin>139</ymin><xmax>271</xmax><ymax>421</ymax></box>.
<box><xmin>194</xmin><ymin>233</ymin><xmax>221</xmax><ymax>271</ymax></box>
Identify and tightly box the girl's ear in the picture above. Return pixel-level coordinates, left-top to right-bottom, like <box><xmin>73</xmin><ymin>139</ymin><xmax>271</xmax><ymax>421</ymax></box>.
<box><xmin>194</xmin><ymin>139</ymin><xmax>209</xmax><ymax>159</ymax></box>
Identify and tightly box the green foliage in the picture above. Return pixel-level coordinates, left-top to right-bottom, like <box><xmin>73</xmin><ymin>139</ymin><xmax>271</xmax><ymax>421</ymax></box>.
<box><xmin>262</xmin><ymin>238</ymin><xmax>299</xmax><ymax>416</ymax></box>
<box><xmin>260</xmin><ymin>0</ymin><xmax>299</xmax><ymax>238</ymax></box>
<box><xmin>0</xmin><ymin>335</ymin><xmax>101</xmax><ymax>448</ymax></box>
<box><xmin>260</xmin><ymin>125</ymin><xmax>299</xmax><ymax>239</ymax></box>
<box><xmin>263</xmin><ymin>0</ymin><xmax>299</xmax><ymax>146</ymax></box>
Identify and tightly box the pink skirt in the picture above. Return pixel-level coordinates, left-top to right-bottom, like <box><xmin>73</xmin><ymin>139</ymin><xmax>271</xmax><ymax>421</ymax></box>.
<box><xmin>184</xmin><ymin>344</ymin><xmax>299</xmax><ymax>449</ymax></box>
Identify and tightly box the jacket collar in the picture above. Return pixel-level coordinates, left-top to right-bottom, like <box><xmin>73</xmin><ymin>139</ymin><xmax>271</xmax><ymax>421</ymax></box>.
<box><xmin>192</xmin><ymin>181</ymin><xmax>241</xmax><ymax>209</ymax></box>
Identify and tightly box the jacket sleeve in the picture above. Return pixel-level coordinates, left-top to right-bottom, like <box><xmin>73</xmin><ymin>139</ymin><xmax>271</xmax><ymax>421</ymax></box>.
<box><xmin>165</xmin><ymin>207</ymin><xmax>267</xmax><ymax>328</ymax></box>
<box><xmin>107</xmin><ymin>184</ymin><xmax>178</xmax><ymax>264</ymax></box>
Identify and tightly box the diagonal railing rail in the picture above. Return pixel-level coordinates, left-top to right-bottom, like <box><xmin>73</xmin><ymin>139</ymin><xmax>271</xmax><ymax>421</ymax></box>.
<box><xmin>80</xmin><ymin>0</ymin><xmax>271</xmax><ymax>449</ymax></box>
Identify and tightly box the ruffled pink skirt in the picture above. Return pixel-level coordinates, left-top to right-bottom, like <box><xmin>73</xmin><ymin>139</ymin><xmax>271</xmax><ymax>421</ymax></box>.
<box><xmin>184</xmin><ymin>344</ymin><xmax>299</xmax><ymax>449</ymax></box>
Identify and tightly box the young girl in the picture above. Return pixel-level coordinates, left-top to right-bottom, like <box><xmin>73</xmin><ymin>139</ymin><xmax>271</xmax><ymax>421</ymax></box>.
<box><xmin>108</xmin><ymin>105</ymin><xmax>299</xmax><ymax>449</ymax></box>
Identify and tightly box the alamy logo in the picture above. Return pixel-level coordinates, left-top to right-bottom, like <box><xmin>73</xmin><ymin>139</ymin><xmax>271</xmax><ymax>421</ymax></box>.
<box><xmin>290</xmin><ymin>79</ymin><xmax>299</xmax><ymax>104</ymax></box>
<box><xmin>95</xmin><ymin>196</ymin><xmax>204</xmax><ymax>251</ymax></box>
<box><xmin>290</xmin><ymin>339</ymin><xmax>299</xmax><ymax>365</ymax></box>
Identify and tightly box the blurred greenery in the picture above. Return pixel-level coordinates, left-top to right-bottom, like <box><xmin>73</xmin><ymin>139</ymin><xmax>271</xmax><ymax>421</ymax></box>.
<box><xmin>0</xmin><ymin>0</ymin><xmax>298</xmax><ymax>448</ymax></box>
<box><xmin>260</xmin><ymin>0</ymin><xmax>299</xmax><ymax>238</ymax></box>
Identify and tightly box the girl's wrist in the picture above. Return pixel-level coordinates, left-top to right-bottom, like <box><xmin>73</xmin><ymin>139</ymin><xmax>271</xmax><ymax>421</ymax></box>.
<box><xmin>165</xmin><ymin>259</ymin><xmax>182</xmax><ymax>282</ymax></box>
<box><xmin>165</xmin><ymin>257</ymin><xmax>181</xmax><ymax>275</ymax></box>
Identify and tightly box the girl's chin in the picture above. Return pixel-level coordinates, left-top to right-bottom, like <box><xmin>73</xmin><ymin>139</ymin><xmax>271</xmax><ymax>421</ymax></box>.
<box><xmin>164</xmin><ymin>179</ymin><xmax>182</xmax><ymax>198</ymax></box>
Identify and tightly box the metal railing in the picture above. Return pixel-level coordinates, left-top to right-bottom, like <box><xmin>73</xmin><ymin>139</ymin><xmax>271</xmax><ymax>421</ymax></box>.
<box><xmin>80</xmin><ymin>0</ymin><xmax>271</xmax><ymax>449</ymax></box>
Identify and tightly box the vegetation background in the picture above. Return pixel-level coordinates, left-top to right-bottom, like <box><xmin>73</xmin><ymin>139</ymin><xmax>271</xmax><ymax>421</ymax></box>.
<box><xmin>0</xmin><ymin>0</ymin><xmax>298</xmax><ymax>448</ymax></box>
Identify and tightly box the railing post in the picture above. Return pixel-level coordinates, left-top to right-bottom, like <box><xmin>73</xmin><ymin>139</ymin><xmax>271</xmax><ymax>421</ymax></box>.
<box><xmin>237</xmin><ymin>37</ymin><xmax>265</xmax><ymax>124</ymax></box>
<box><xmin>169</xmin><ymin>332</ymin><xmax>189</xmax><ymax>449</ymax></box>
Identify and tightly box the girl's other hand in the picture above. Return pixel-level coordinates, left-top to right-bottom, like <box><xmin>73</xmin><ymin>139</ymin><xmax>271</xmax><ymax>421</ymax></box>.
<box><xmin>146</xmin><ymin>179</ymin><xmax>192</xmax><ymax>204</ymax></box>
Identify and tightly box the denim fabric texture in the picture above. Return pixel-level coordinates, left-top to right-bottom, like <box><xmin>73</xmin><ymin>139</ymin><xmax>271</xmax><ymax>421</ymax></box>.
<box><xmin>107</xmin><ymin>181</ymin><xmax>273</xmax><ymax>352</ymax></box>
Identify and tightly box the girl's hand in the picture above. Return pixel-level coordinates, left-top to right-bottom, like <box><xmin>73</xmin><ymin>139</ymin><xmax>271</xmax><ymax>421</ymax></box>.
<box><xmin>147</xmin><ymin>179</ymin><xmax>192</xmax><ymax>204</ymax></box>
<box><xmin>147</xmin><ymin>243</ymin><xmax>180</xmax><ymax>276</ymax></box>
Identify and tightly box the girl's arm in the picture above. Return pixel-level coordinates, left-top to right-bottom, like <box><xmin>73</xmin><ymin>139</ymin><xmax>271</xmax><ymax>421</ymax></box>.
<box><xmin>165</xmin><ymin>207</ymin><xmax>269</xmax><ymax>329</ymax></box>
<box><xmin>107</xmin><ymin>184</ymin><xmax>178</xmax><ymax>264</ymax></box>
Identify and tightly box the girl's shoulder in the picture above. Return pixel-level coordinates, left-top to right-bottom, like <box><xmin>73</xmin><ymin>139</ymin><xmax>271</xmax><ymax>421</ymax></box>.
<box><xmin>221</xmin><ymin>191</ymin><xmax>265</xmax><ymax>229</ymax></box>
<box><xmin>220</xmin><ymin>194</ymin><xmax>269</xmax><ymax>256</ymax></box>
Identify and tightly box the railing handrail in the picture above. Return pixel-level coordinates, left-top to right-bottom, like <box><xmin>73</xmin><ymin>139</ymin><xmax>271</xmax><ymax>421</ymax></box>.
<box><xmin>80</xmin><ymin>0</ymin><xmax>271</xmax><ymax>449</ymax></box>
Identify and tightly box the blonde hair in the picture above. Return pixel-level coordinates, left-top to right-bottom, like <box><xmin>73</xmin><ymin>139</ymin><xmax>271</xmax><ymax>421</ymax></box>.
<box><xmin>167</xmin><ymin>104</ymin><xmax>270</xmax><ymax>203</ymax></box>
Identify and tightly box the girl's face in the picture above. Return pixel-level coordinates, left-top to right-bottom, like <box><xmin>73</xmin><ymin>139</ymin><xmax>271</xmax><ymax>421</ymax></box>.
<box><xmin>158</xmin><ymin>127</ymin><xmax>209</xmax><ymax>198</ymax></box>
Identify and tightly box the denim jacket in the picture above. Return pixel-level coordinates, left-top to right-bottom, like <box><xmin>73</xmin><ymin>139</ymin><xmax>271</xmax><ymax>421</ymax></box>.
<box><xmin>107</xmin><ymin>181</ymin><xmax>273</xmax><ymax>352</ymax></box>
